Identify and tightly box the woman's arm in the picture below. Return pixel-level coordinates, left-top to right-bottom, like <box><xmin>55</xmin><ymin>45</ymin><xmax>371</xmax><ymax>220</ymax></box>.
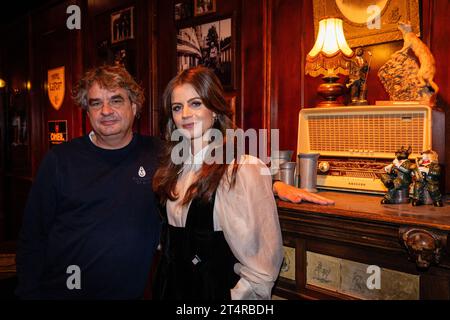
<box><xmin>216</xmin><ymin>156</ymin><xmax>283</xmax><ymax>300</ymax></box>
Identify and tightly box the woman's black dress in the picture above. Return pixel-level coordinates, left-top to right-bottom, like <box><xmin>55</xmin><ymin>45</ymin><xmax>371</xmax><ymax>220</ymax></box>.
<box><xmin>153</xmin><ymin>194</ymin><xmax>240</xmax><ymax>300</ymax></box>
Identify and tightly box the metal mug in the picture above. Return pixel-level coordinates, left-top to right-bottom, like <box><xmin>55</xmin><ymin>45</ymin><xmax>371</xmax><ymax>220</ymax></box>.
<box><xmin>279</xmin><ymin>162</ymin><xmax>296</xmax><ymax>186</ymax></box>
<box><xmin>298</xmin><ymin>153</ymin><xmax>320</xmax><ymax>192</ymax></box>
<box><xmin>271</xmin><ymin>150</ymin><xmax>294</xmax><ymax>180</ymax></box>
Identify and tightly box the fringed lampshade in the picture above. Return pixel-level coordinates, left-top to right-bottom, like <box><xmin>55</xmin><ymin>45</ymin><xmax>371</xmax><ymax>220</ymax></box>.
<box><xmin>305</xmin><ymin>18</ymin><xmax>354</xmax><ymax>107</ymax></box>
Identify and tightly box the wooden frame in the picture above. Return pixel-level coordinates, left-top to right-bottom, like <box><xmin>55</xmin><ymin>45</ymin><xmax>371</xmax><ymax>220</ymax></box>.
<box><xmin>174</xmin><ymin>1</ymin><xmax>193</xmax><ymax>21</ymax></box>
<box><xmin>312</xmin><ymin>0</ymin><xmax>421</xmax><ymax>47</ymax></box>
<box><xmin>111</xmin><ymin>6</ymin><xmax>134</xmax><ymax>44</ymax></box>
<box><xmin>194</xmin><ymin>0</ymin><xmax>216</xmax><ymax>17</ymax></box>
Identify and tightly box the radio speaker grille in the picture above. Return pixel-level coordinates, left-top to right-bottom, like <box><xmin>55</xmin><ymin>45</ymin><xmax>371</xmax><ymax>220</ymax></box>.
<box><xmin>308</xmin><ymin>113</ymin><xmax>424</xmax><ymax>155</ymax></box>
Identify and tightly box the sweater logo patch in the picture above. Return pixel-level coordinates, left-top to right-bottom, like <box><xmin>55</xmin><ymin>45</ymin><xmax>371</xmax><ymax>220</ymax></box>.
<box><xmin>138</xmin><ymin>166</ymin><xmax>146</xmax><ymax>177</ymax></box>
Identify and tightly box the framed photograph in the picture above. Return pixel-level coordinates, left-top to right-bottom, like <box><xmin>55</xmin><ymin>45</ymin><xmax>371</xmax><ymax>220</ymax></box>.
<box><xmin>312</xmin><ymin>0</ymin><xmax>420</xmax><ymax>47</ymax></box>
<box><xmin>177</xmin><ymin>17</ymin><xmax>234</xmax><ymax>89</ymax></box>
<box><xmin>175</xmin><ymin>1</ymin><xmax>193</xmax><ymax>21</ymax></box>
<box><xmin>194</xmin><ymin>0</ymin><xmax>216</xmax><ymax>17</ymax></box>
<box><xmin>111</xmin><ymin>6</ymin><xmax>134</xmax><ymax>44</ymax></box>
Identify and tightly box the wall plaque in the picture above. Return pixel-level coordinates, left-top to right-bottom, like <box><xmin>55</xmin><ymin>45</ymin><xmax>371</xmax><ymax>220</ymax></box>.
<box><xmin>47</xmin><ymin>66</ymin><xmax>65</xmax><ymax>111</ymax></box>
<box><xmin>48</xmin><ymin>120</ymin><xmax>68</xmax><ymax>147</ymax></box>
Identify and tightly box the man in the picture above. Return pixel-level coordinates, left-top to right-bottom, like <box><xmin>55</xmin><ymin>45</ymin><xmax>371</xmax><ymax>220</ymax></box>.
<box><xmin>16</xmin><ymin>65</ymin><xmax>333</xmax><ymax>299</ymax></box>
<box><xmin>16</xmin><ymin>65</ymin><xmax>162</xmax><ymax>299</ymax></box>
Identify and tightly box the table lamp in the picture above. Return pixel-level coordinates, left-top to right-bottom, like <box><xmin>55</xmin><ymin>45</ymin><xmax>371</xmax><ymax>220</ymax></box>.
<box><xmin>305</xmin><ymin>17</ymin><xmax>354</xmax><ymax>107</ymax></box>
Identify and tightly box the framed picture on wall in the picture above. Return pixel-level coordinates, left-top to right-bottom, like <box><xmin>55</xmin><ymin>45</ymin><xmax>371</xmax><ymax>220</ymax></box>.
<box><xmin>194</xmin><ymin>0</ymin><xmax>216</xmax><ymax>17</ymax></box>
<box><xmin>312</xmin><ymin>0</ymin><xmax>420</xmax><ymax>47</ymax></box>
<box><xmin>175</xmin><ymin>1</ymin><xmax>193</xmax><ymax>21</ymax></box>
<box><xmin>111</xmin><ymin>6</ymin><xmax>134</xmax><ymax>44</ymax></box>
<box><xmin>177</xmin><ymin>17</ymin><xmax>234</xmax><ymax>89</ymax></box>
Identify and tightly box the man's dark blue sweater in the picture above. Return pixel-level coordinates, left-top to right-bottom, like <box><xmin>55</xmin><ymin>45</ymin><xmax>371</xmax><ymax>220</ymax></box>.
<box><xmin>15</xmin><ymin>133</ymin><xmax>162</xmax><ymax>299</ymax></box>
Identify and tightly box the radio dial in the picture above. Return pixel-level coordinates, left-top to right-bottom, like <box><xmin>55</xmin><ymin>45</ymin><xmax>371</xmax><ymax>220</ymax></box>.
<box><xmin>319</xmin><ymin>161</ymin><xmax>330</xmax><ymax>173</ymax></box>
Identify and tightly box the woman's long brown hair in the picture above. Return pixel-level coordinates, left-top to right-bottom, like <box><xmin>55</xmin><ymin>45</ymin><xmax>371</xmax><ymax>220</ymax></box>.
<box><xmin>152</xmin><ymin>66</ymin><xmax>239</xmax><ymax>205</ymax></box>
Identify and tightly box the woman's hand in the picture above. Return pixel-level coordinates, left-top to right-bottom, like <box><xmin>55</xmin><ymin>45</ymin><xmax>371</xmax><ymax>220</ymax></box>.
<box><xmin>273</xmin><ymin>181</ymin><xmax>335</xmax><ymax>205</ymax></box>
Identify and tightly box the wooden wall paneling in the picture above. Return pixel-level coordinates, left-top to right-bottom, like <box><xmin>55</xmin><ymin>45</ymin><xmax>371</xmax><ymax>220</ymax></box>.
<box><xmin>429</xmin><ymin>0</ymin><xmax>450</xmax><ymax>192</ymax></box>
<box><xmin>148</xmin><ymin>0</ymin><xmax>159</xmax><ymax>135</ymax></box>
<box><xmin>30</xmin><ymin>0</ymin><xmax>84</xmax><ymax>174</ymax></box>
<box><xmin>263</xmin><ymin>0</ymin><xmax>271</xmax><ymax>150</ymax></box>
<box><xmin>1</xmin><ymin>15</ymin><xmax>33</xmax><ymax>240</ymax></box>
<box><xmin>0</xmin><ymin>65</ymin><xmax>5</xmax><ymax>240</ymax></box>
<box><xmin>301</xmin><ymin>0</ymin><xmax>321</xmax><ymax>112</ymax></box>
<box><xmin>1</xmin><ymin>0</ymin><xmax>85</xmax><ymax>238</ymax></box>
<box><xmin>135</xmin><ymin>0</ymin><xmax>150</xmax><ymax>135</ymax></box>
<box><xmin>0</xmin><ymin>37</ymin><xmax>5</xmax><ymax>171</ymax></box>
<box><xmin>155</xmin><ymin>0</ymin><xmax>177</xmax><ymax>135</ymax></box>
<box><xmin>270</xmin><ymin>0</ymin><xmax>303</xmax><ymax>156</ymax></box>
<box><xmin>3</xmin><ymin>16</ymin><xmax>32</xmax><ymax>176</ymax></box>
<box><xmin>29</xmin><ymin>20</ymin><xmax>46</xmax><ymax>181</ymax></box>
<box><xmin>240</xmin><ymin>0</ymin><xmax>264</xmax><ymax>131</ymax></box>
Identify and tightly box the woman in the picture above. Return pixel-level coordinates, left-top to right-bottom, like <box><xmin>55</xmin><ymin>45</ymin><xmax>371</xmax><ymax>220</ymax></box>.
<box><xmin>152</xmin><ymin>66</ymin><xmax>284</xmax><ymax>300</ymax></box>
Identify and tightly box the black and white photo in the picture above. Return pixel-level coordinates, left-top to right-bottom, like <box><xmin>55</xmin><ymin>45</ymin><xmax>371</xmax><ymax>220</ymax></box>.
<box><xmin>177</xmin><ymin>18</ymin><xmax>233</xmax><ymax>88</ymax></box>
<box><xmin>111</xmin><ymin>7</ymin><xmax>134</xmax><ymax>44</ymax></box>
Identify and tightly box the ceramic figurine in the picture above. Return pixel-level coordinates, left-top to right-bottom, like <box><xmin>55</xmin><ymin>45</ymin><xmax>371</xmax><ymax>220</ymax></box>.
<box><xmin>412</xmin><ymin>149</ymin><xmax>443</xmax><ymax>207</ymax></box>
<box><xmin>380</xmin><ymin>146</ymin><xmax>415</xmax><ymax>204</ymax></box>
<box><xmin>397</xmin><ymin>22</ymin><xmax>438</xmax><ymax>95</ymax></box>
<box><xmin>377</xmin><ymin>22</ymin><xmax>438</xmax><ymax>106</ymax></box>
<box><xmin>346</xmin><ymin>47</ymin><xmax>369</xmax><ymax>105</ymax></box>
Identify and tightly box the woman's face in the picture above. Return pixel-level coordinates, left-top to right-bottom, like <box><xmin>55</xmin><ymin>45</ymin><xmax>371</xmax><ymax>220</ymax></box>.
<box><xmin>171</xmin><ymin>83</ymin><xmax>216</xmax><ymax>141</ymax></box>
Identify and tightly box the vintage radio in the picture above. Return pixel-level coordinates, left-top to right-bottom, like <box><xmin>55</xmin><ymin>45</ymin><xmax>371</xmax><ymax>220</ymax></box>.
<box><xmin>297</xmin><ymin>105</ymin><xmax>445</xmax><ymax>194</ymax></box>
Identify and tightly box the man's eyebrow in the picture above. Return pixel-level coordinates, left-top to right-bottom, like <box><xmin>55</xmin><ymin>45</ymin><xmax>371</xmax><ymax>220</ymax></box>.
<box><xmin>88</xmin><ymin>98</ymin><xmax>102</xmax><ymax>104</ymax></box>
<box><xmin>110</xmin><ymin>94</ymin><xmax>125</xmax><ymax>100</ymax></box>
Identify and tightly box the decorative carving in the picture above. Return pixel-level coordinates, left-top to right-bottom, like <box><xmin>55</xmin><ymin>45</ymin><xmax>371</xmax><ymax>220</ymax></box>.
<box><xmin>399</xmin><ymin>227</ymin><xmax>447</xmax><ymax>269</ymax></box>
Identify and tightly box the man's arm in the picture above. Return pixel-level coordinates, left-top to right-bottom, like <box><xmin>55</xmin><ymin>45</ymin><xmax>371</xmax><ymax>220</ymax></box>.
<box><xmin>272</xmin><ymin>181</ymin><xmax>335</xmax><ymax>205</ymax></box>
<box><xmin>15</xmin><ymin>151</ymin><xmax>59</xmax><ymax>299</ymax></box>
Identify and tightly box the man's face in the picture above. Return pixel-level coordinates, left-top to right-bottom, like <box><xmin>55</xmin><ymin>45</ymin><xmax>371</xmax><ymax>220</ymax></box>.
<box><xmin>87</xmin><ymin>82</ymin><xmax>136</xmax><ymax>147</ymax></box>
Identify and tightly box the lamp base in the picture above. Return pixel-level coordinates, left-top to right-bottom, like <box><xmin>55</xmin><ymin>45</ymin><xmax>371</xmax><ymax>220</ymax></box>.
<box><xmin>316</xmin><ymin>75</ymin><xmax>345</xmax><ymax>107</ymax></box>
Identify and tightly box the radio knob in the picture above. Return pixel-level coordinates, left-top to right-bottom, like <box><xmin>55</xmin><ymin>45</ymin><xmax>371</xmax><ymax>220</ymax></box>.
<box><xmin>319</xmin><ymin>161</ymin><xmax>330</xmax><ymax>173</ymax></box>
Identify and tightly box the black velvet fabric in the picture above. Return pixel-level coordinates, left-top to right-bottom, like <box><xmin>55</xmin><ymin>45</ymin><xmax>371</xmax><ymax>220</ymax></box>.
<box><xmin>153</xmin><ymin>194</ymin><xmax>239</xmax><ymax>300</ymax></box>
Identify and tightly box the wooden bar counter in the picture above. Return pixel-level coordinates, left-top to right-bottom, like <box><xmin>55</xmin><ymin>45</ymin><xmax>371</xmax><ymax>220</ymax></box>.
<box><xmin>274</xmin><ymin>191</ymin><xmax>450</xmax><ymax>300</ymax></box>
